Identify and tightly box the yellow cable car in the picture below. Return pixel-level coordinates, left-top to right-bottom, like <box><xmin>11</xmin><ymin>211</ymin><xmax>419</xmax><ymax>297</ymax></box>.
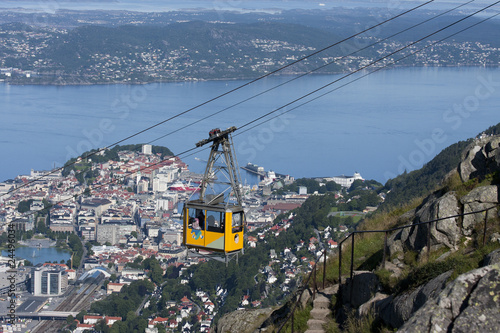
<box><xmin>182</xmin><ymin>127</ymin><xmax>245</xmax><ymax>261</ymax></box>
<box><xmin>183</xmin><ymin>202</ymin><xmax>244</xmax><ymax>253</ymax></box>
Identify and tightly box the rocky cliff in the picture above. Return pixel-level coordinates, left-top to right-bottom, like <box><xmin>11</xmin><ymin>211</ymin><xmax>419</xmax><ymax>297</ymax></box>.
<box><xmin>351</xmin><ymin>135</ymin><xmax>500</xmax><ymax>332</ymax></box>
<box><xmin>215</xmin><ymin>135</ymin><xmax>500</xmax><ymax>333</ymax></box>
<box><xmin>387</xmin><ymin>135</ymin><xmax>500</xmax><ymax>261</ymax></box>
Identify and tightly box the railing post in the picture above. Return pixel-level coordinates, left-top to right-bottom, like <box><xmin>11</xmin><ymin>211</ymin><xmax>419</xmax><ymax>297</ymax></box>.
<box><xmin>350</xmin><ymin>234</ymin><xmax>355</xmax><ymax>282</ymax></box>
<box><xmin>350</xmin><ymin>233</ymin><xmax>355</xmax><ymax>304</ymax></box>
<box><xmin>323</xmin><ymin>250</ymin><xmax>327</xmax><ymax>290</ymax></box>
<box><xmin>427</xmin><ymin>221</ymin><xmax>431</xmax><ymax>260</ymax></box>
<box><xmin>338</xmin><ymin>242</ymin><xmax>342</xmax><ymax>284</ymax></box>
<box><xmin>313</xmin><ymin>264</ymin><xmax>317</xmax><ymax>300</ymax></box>
<box><xmin>483</xmin><ymin>212</ymin><xmax>488</xmax><ymax>247</ymax></box>
<box><xmin>382</xmin><ymin>231</ymin><xmax>388</xmax><ymax>269</ymax></box>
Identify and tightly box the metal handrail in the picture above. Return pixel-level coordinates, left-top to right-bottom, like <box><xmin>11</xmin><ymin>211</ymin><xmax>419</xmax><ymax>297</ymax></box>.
<box><xmin>277</xmin><ymin>204</ymin><xmax>498</xmax><ymax>332</ymax></box>
<box><xmin>338</xmin><ymin>205</ymin><xmax>498</xmax><ymax>284</ymax></box>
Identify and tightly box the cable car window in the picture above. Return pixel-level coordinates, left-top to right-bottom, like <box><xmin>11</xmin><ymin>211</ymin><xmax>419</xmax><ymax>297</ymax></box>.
<box><xmin>206</xmin><ymin>211</ymin><xmax>224</xmax><ymax>233</ymax></box>
<box><xmin>188</xmin><ymin>208</ymin><xmax>205</xmax><ymax>230</ymax></box>
<box><xmin>232</xmin><ymin>212</ymin><xmax>243</xmax><ymax>233</ymax></box>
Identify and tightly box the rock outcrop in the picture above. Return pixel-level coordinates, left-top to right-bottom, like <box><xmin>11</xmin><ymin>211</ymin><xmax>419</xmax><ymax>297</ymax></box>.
<box><xmin>387</xmin><ymin>184</ymin><xmax>499</xmax><ymax>259</ymax></box>
<box><xmin>397</xmin><ymin>263</ymin><xmax>500</xmax><ymax>333</ymax></box>
<box><xmin>377</xmin><ymin>271</ymin><xmax>452</xmax><ymax>328</ymax></box>
<box><xmin>340</xmin><ymin>271</ymin><xmax>379</xmax><ymax>308</ymax></box>
<box><xmin>459</xmin><ymin>135</ymin><xmax>500</xmax><ymax>182</ymax></box>
<box><xmin>461</xmin><ymin>185</ymin><xmax>499</xmax><ymax>235</ymax></box>
<box><xmin>215</xmin><ymin>308</ymin><xmax>274</xmax><ymax>333</ymax></box>
<box><xmin>370</xmin><ymin>135</ymin><xmax>500</xmax><ymax>331</ymax></box>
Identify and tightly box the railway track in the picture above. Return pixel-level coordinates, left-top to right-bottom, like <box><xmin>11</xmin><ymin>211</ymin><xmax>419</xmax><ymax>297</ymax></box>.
<box><xmin>31</xmin><ymin>281</ymin><xmax>102</xmax><ymax>333</ymax></box>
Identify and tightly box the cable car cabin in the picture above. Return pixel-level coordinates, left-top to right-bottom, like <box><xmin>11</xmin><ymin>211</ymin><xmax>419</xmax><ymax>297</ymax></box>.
<box><xmin>183</xmin><ymin>201</ymin><xmax>244</xmax><ymax>254</ymax></box>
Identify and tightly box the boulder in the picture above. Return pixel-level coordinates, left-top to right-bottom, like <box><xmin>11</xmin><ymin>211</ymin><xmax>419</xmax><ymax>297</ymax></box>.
<box><xmin>402</xmin><ymin>191</ymin><xmax>461</xmax><ymax>254</ymax></box>
<box><xmin>397</xmin><ymin>264</ymin><xmax>500</xmax><ymax>333</ymax></box>
<box><xmin>459</xmin><ymin>143</ymin><xmax>486</xmax><ymax>182</ymax></box>
<box><xmin>216</xmin><ymin>308</ymin><xmax>274</xmax><ymax>333</ymax></box>
<box><xmin>377</xmin><ymin>270</ymin><xmax>452</xmax><ymax>329</ymax></box>
<box><xmin>461</xmin><ymin>185</ymin><xmax>499</xmax><ymax>235</ymax></box>
<box><xmin>459</xmin><ymin>136</ymin><xmax>500</xmax><ymax>182</ymax></box>
<box><xmin>483</xmin><ymin>248</ymin><xmax>500</xmax><ymax>266</ymax></box>
<box><xmin>340</xmin><ymin>271</ymin><xmax>379</xmax><ymax>308</ymax></box>
<box><xmin>386</xmin><ymin>231</ymin><xmax>404</xmax><ymax>260</ymax></box>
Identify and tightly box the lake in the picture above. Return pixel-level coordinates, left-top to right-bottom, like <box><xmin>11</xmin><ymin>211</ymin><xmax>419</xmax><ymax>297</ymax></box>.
<box><xmin>1</xmin><ymin>66</ymin><xmax>500</xmax><ymax>183</ymax></box>
<box><xmin>2</xmin><ymin>246</ymin><xmax>71</xmax><ymax>266</ymax></box>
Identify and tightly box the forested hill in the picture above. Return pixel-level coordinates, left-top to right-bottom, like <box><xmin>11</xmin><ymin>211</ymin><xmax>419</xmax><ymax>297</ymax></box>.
<box><xmin>37</xmin><ymin>21</ymin><xmax>343</xmax><ymax>82</ymax></box>
<box><xmin>2</xmin><ymin>12</ymin><xmax>500</xmax><ymax>84</ymax></box>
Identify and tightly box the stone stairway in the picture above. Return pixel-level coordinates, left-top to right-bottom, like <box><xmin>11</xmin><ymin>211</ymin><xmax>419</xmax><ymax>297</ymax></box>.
<box><xmin>305</xmin><ymin>285</ymin><xmax>338</xmax><ymax>333</ymax></box>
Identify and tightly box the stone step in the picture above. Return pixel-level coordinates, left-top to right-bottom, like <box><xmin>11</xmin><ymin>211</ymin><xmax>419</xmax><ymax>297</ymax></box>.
<box><xmin>313</xmin><ymin>295</ymin><xmax>330</xmax><ymax>309</ymax></box>
<box><xmin>305</xmin><ymin>330</ymin><xmax>325</xmax><ymax>333</ymax></box>
<box><xmin>310</xmin><ymin>308</ymin><xmax>330</xmax><ymax>320</ymax></box>
<box><xmin>307</xmin><ymin>319</ymin><xmax>326</xmax><ymax>331</ymax></box>
<box><xmin>321</xmin><ymin>284</ymin><xmax>339</xmax><ymax>296</ymax></box>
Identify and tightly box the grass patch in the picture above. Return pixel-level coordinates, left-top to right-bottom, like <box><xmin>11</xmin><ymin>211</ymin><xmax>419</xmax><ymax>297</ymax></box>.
<box><xmin>375</xmin><ymin>268</ymin><xmax>400</xmax><ymax>292</ymax></box>
<box><xmin>388</xmin><ymin>240</ymin><xmax>500</xmax><ymax>295</ymax></box>
<box><xmin>447</xmin><ymin>171</ymin><xmax>499</xmax><ymax>198</ymax></box>
<box><xmin>281</xmin><ymin>304</ymin><xmax>313</xmax><ymax>333</ymax></box>
<box><xmin>321</xmin><ymin>201</ymin><xmax>422</xmax><ymax>285</ymax></box>
<box><xmin>341</xmin><ymin>309</ymin><xmax>394</xmax><ymax>333</ymax></box>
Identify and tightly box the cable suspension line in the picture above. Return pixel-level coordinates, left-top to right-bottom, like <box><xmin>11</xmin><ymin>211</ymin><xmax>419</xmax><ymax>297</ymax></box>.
<box><xmin>1</xmin><ymin>0</ymin><xmax>435</xmax><ymax>197</ymax></box>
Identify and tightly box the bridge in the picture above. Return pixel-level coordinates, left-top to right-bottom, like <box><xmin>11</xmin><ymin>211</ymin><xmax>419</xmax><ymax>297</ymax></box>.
<box><xmin>0</xmin><ymin>311</ymin><xmax>78</xmax><ymax>320</ymax></box>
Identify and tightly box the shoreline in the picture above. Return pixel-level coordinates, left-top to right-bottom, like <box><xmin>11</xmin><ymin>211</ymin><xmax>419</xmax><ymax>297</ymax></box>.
<box><xmin>2</xmin><ymin>64</ymin><xmax>499</xmax><ymax>87</ymax></box>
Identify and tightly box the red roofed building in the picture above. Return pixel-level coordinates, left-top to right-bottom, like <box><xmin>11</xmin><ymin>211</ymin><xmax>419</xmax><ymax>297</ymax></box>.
<box><xmin>247</xmin><ymin>236</ymin><xmax>258</xmax><ymax>248</ymax></box>
<box><xmin>328</xmin><ymin>239</ymin><xmax>338</xmax><ymax>249</ymax></box>
<box><xmin>105</xmin><ymin>316</ymin><xmax>122</xmax><ymax>326</ymax></box>
<box><xmin>75</xmin><ymin>323</ymin><xmax>94</xmax><ymax>332</ymax></box>
<box><xmin>83</xmin><ymin>315</ymin><xmax>103</xmax><ymax>325</ymax></box>
<box><xmin>148</xmin><ymin>317</ymin><xmax>169</xmax><ymax>328</ymax></box>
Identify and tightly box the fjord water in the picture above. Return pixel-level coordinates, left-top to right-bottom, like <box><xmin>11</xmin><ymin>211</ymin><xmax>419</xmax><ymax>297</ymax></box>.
<box><xmin>1</xmin><ymin>67</ymin><xmax>499</xmax><ymax>183</ymax></box>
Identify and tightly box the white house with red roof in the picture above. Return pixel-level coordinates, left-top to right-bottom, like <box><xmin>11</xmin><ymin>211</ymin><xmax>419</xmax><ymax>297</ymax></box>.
<box><xmin>247</xmin><ymin>236</ymin><xmax>258</xmax><ymax>247</ymax></box>
<box><xmin>74</xmin><ymin>323</ymin><xmax>94</xmax><ymax>333</ymax></box>
<box><xmin>328</xmin><ymin>239</ymin><xmax>338</xmax><ymax>249</ymax></box>
<box><xmin>148</xmin><ymin>317</ymin><xmax>169</xmax><ymax>328</ymax></box>
<box><xmin>241</xmin><ymin>295</ymin><xmax>250</xmax><ymax>306</ymax></box>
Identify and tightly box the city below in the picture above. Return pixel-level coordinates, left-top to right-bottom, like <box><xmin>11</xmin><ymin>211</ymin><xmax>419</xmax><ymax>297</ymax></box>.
<box><xmin>0</xmin><ymin>144</ymin><xmax>371</xmax><ymax>332</ymax></box>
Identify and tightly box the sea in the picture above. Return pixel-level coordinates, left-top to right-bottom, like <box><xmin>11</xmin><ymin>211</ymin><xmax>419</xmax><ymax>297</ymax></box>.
<box><xmin>1</xmin><ymin>66</ymin><xmax>499</xmax><ymax>184</ymax></box>
<box><xmin>0</xmin><ymin>0</ymin><xmax>495</xmax><ymax>13</ymax></box>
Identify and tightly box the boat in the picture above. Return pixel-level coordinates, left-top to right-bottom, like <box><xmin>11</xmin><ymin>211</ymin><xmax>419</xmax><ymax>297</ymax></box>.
<box><xmin>241</xmin><ymin>163</ymin><xmax>265</xmax><ymax>177</ymax></box>
<box><xmin>168</xmin><ymin>180</ymin><xmax>200</xmax><ymax>192</ymax></box>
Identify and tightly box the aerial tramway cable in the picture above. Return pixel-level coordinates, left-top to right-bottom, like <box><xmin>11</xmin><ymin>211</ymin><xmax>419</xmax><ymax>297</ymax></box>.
<box><xmin>146</xmin><ymin>0</ymin><xmax>477</xmax><ymax>146</ymax></box>
<box><xmin>236</xmin><ymin>0</ymin><xmax>500</xmax><ymax>133</ymax></box>
<box><xmin>8</xmin><ymin>3</ymin><xmax>500</xmax><ymax>227</ymax></box>
<box><xmin>236</xmin><ymin>11</ymin><xmax>500</xmax><ymax>137</ymax></box>
<box><xmin>1</xmin><ymin>0</ymin><xmax>436</xmax><ymax>197</ymax></box>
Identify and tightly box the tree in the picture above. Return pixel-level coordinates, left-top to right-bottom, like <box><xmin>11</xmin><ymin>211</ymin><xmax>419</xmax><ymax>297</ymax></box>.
<box><xmin>76</xmin><ymin>310</ymin><xmax>87</xmax><ymax>323</ymax></box>
<box><xmin>17</xmin><ymin>199</ymin><xmax>34</xmax><ymax>213</ymax></box>
<box><xmin>155</xmin><ymin>324</ymin><xmax>167</xmax><ymax>333</ymax></box>
<box><xmin>66</xmin><ymin>315</ymin><xmax>75</xmax><ymax>325</ymax></box>
<box><xmin>37</xmin><ymin>220</ymin><xmax>47</xmax><ymax>234</ymax></box>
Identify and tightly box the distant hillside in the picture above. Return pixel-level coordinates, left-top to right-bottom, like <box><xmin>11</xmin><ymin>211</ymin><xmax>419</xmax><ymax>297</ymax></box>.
<box><xmin>42</xmin><ymin>21</ymin><xmax>343</xmax><ymax>77</ymax></box>
<box><xmin>2</xmin><ymin>11</ymin><xmax>500</xmax><ymax>85</ymax></box>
